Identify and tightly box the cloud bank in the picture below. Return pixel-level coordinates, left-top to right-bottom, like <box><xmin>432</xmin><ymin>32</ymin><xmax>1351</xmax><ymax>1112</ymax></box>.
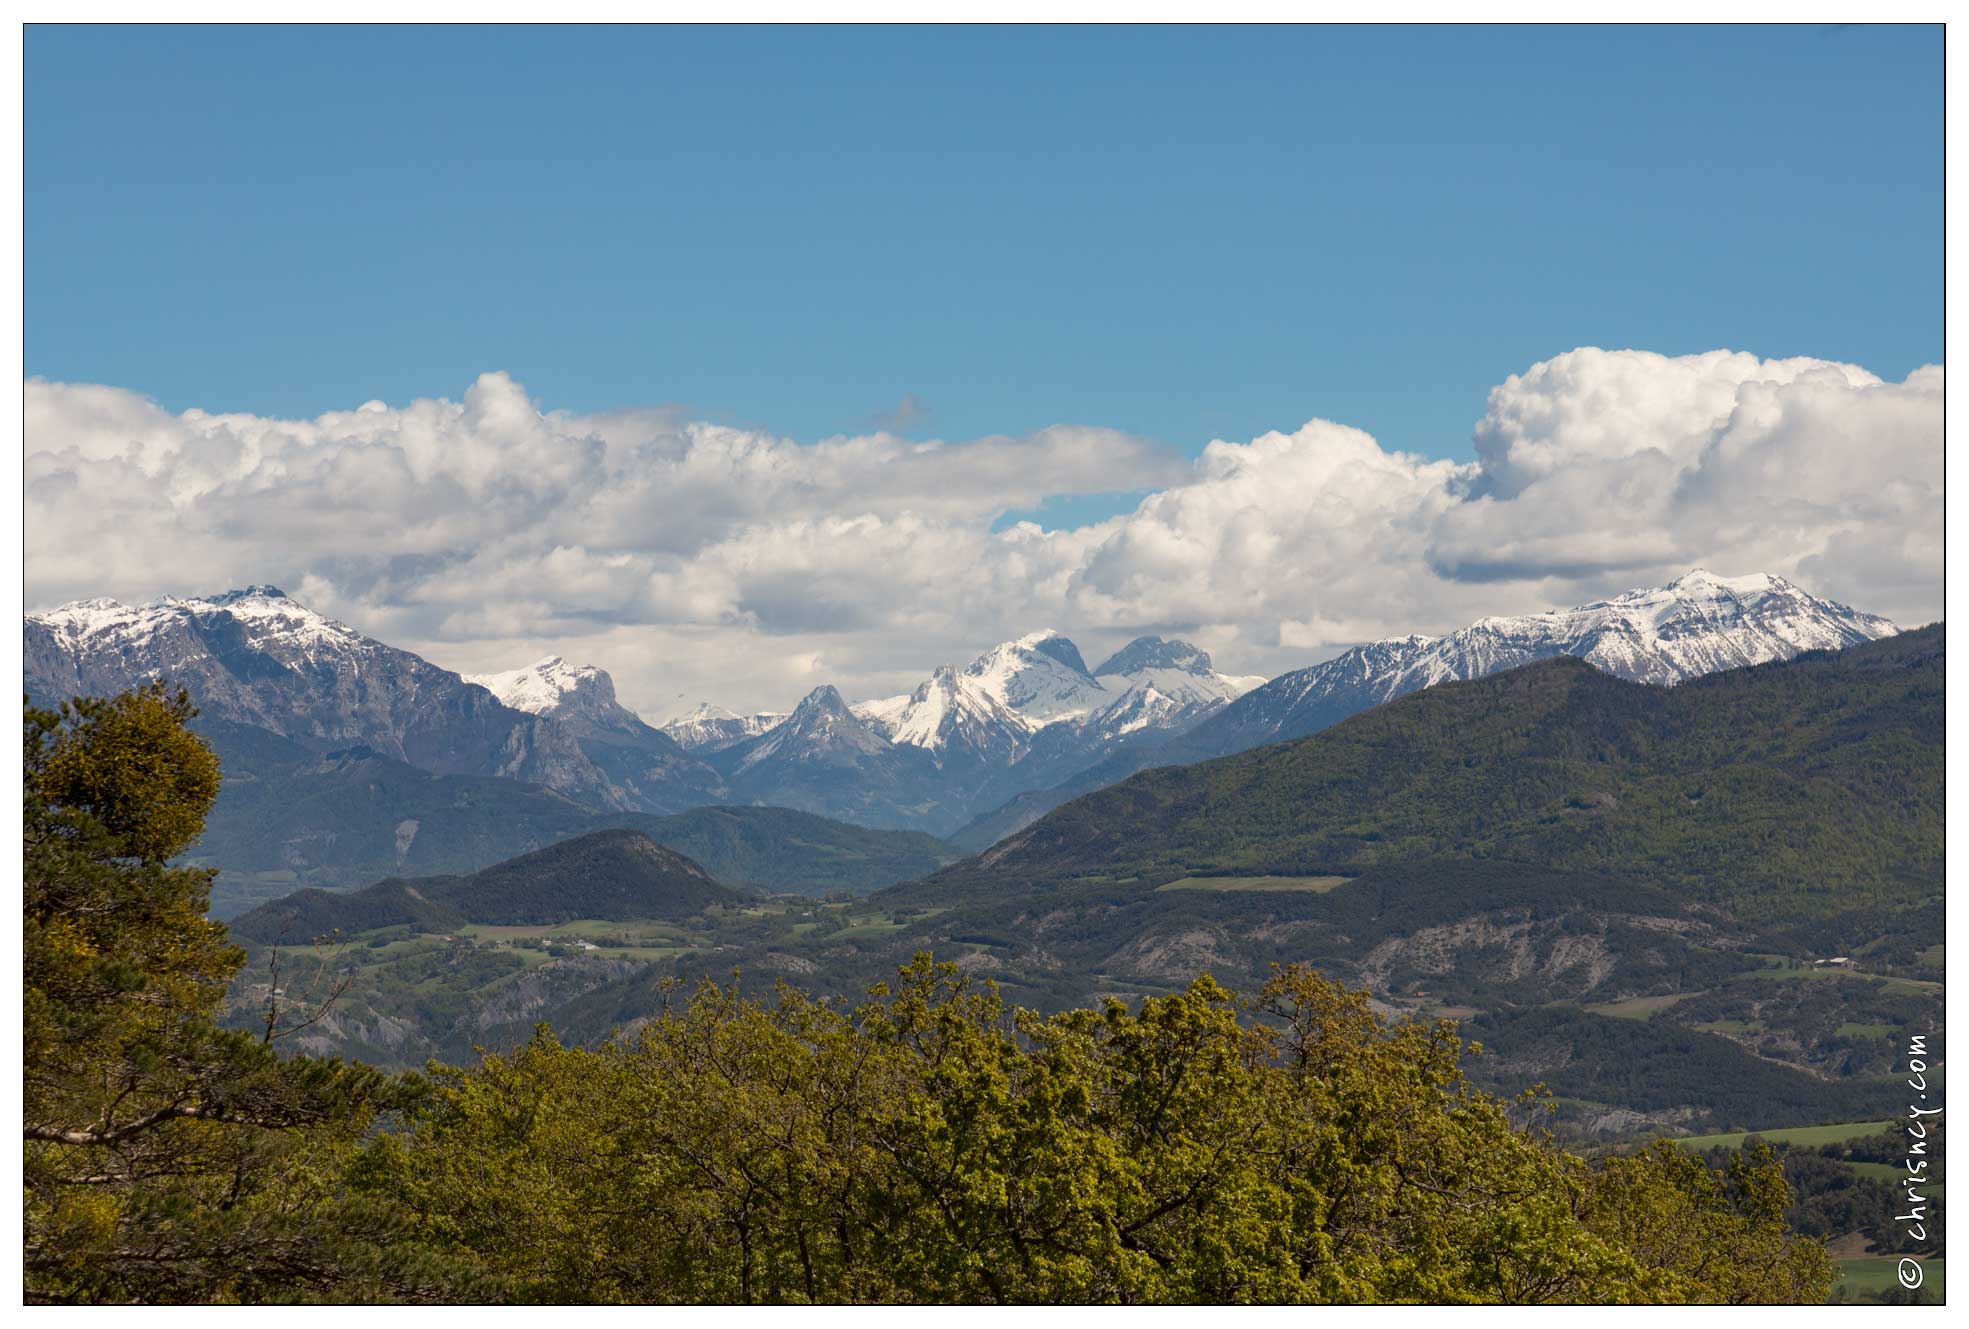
<box><xmin>25</xmin><ymin>347</ymin><xmax>1942</xmax><ymax>716</ymax></box>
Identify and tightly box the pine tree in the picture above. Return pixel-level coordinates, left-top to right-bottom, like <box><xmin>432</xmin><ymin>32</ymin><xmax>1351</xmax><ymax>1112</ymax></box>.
<box><xmin>23</xmin><ymin>685</ymin><xmax>470</xmax><ymax>1302</ymax></box>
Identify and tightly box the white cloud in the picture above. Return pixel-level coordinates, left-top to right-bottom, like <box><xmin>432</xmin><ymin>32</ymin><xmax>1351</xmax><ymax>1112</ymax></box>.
<box><xmin>24</xmin><ymin>349</ymin><xmax>1942</xmax><ymax>717</ymax></box>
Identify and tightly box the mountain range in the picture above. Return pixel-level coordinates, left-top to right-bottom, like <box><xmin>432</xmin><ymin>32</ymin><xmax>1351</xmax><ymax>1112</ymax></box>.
<box><xmin>946</xmin><ymin>570</ymin><xmax>1900</xmax><ymax>849</ymax></box>
<box><xmin>25</xmin><ymin>570</ymin><xmax>1900</xmax><ymax>907</ymax></box>
<box><xmin>675</xmin><ymin>631</ymin><xmax>1267</xmax><ymax>833</ymax></box>
<box><xmin>659</xmin><ymin>702</ymin><xmax>787</xmax><ymax>752</ymax></box>
<box><xmin>25</xmin><ymin>587</ymin><xmax>726</xmax><ymax>814</ymax></box>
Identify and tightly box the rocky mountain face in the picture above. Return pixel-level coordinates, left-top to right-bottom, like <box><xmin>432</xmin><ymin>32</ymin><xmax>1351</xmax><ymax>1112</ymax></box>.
<box><xmin>948</xmin><ymin>571</ymin><xmax>1902</xmax><ymax>850</ymax></box>
<box><xmin>465</xmin><ymin>654</ymin><xmax>724</xmax><ymax>811</ymax></box>
<box><xmin>711</xmin><ymin>686</ymin><xmax>953</xmax><ymax>831</ymax></box>
<box><xmin>24</xmin><ymin>587</ymin><xmax>725</xmax><ymax>818</ymax></box>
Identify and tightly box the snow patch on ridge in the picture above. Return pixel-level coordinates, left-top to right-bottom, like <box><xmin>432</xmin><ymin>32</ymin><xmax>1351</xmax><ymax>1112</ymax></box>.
<box><xmin>465</xmin><ymin>655</ymin><xmax>607</xmax><ymax>716</ymax></box>
<box><xmin>31</xmin><ymin>586</ymin><xmax>366</xmax><ymax>661</ymax></box>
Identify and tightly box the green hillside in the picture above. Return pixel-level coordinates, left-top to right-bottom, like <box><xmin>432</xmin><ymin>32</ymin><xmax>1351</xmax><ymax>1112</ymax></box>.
<box><xmin>229</xmin><ymin>829</ymin><xmax>747</xmax><ymax>943</ymax></box>
<box><xmin>914</xmin><ymin>626</ymin><xmax>1943</xmax><ymax>922</ymax></box>
<box><xmin>596</xmin><ymin>805</ymin><xmax>957</xmax><ymax>895</ymax></box>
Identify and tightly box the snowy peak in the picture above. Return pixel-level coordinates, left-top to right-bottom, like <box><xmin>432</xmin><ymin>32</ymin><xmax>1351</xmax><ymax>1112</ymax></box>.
<box><xmin>465</xmin><ymin>655</ymin><xmax>616</xmax><ymax>718</ymax></box>
<box><xmin>858</xmin><ymin>628</ymin><xmax>1268</xmax><ymax>766</ymax></box>
<box><xmin>1438</xmin><ymin>568</ymin><xmax>1898</xmax><ymax>688</ymax></box>
<box><xmin>1093</xmin><ymin>635</ymin><xmax>1214</xmax><ymax>678</ymax></box>
<box><xmin>1089</xmin><ymin>634</ymin><xmax>1264</xmax><ymax>717</ymax></box>
<box><xmin>458</xmin><ymin>654</ymin><xmax>678</xmax><ymax>750</ymax></box>
<box><xmin>660</xmin><ymin>702</ymin><xmax>787</xmax><ymax>754</ymax></box>
<box><xmin>1664</xmin><ymin>568</ymin><xmax>1783</xmax><ymax>596</ymax></box>
<box><xmin>779</xmin><ymin>686</ymin><xmax>891</xmax><ymax>753</ymax></box>
<box><xmin>882</xmin><ymin>664</ymin><xmax>1027</xmax><ymax>764</ymax></box>
<box><xmin>199</xmin><ymin>583</ymin><xmax>294</xmax><ymax>606</ymax></box>
<box><xmin>866</xmin><ymin>630</ymin><xmax>1103</xmax><ymax>761</ymax></box>
<box><xmin>791</xmin><ymin>684</ymin><xmax>856</xmax><ymax>724</ymax></box>
<box><xmin>1020</xmin><ymin>630</ymin><xmax>1097</xmax><ymax>679</ymax></box>
<box><xmin>1199</xmin><ymin>570</ymin><xmax>1901</xmax><ymax>756</ymax></box>
<box><xmin>960</xmin><ymin>630</ymin><xmax>1110</xmax><ymax>726</ymax></box>
<box><xmin>28</xmin><ymin>585</ymin><xmax>737</xmax><ymax>818</ymax></box>
<box><xmin>30</xmin><ymin>586</ymin><xmax>365</xmax><ymax>658</ymax></box>
<box><xmin>680</xmin><ymin>701</ymin><xmax>739</xmax><ymax>723</ymax></box>
<box><xmin>29</xmin><ymin>596</ymin><xmax>178</xmax><ymax>642</ymax></box>
<box><xmin>1086</xmin><ymin>680</ymin><xmax>1188</xmax><ymax>740</ymax></box>
<box><xmin>730</xmin><ymin>685</ymin><xmax>893</xmax><ymax>773</ymax></box>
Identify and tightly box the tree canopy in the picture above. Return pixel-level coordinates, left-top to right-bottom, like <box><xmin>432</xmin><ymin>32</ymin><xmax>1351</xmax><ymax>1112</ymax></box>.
<box><xmin>24</xmin><ymin>686</ymin><xmax>461</xmax><ymax>1302</ymax></box>
<box><xmin>363</xmin><ymin>960</ymin><xmax>1831</xmax><ymax>1303</ymax></box>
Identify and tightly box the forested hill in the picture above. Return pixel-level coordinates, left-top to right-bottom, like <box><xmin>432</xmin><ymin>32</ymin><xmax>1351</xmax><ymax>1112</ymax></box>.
<box><xmin>902</xmin><ymin>625</ymin><xmax>1943</xmax><ymax>922</ymax></box>
<box><xmin>230</xmin><ymin>829</ymin><xmax>747</xmax><ymax>942</ymax></box>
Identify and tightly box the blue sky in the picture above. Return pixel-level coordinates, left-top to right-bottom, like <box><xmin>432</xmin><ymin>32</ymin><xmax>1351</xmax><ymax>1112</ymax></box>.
<box><xmin>28</xmin><ymin>25</ymin><xmax>1940</xmax><ymax>482</ymax></box>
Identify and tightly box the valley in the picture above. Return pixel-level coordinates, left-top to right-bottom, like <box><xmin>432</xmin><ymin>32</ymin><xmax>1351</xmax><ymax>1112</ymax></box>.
<box><xmin>215</xmin><ymin>626</ymin><xmax>1944</xmax><ymax>1153</ymax></box>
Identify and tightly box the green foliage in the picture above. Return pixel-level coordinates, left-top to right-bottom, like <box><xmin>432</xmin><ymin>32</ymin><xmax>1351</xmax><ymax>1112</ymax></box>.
<box><xmin>596</xmin><ymin>805</ymin><xmax>959</xmax><ymax>896</ymax></box>
<box><xmin>23</xmin><ymin>688</ymin><xmax>472</xmax><ymax>1302</ymax></box>
<box><xmin>363</xmin><ymin>957</ymin><xmax>1832</xmax><ymax>1304</ymax></box>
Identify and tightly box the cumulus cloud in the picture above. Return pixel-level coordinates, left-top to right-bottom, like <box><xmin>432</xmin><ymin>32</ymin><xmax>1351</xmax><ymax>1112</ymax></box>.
<box><xmin>23</xmin><ymin>349</ymin><xmax>1942</xmax><ymax>716</ymax></box>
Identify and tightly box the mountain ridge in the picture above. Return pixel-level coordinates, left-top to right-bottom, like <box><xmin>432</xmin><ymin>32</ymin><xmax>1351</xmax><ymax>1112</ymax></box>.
<box><xmin>25</xmin><ymin>586</ymin><xmax>726</xmax><ymax>815</ymax></box>
<box><xmin>947</xmin><ymin>570</ymin><xmax>1901</xmax><ymax>850</ymax></box>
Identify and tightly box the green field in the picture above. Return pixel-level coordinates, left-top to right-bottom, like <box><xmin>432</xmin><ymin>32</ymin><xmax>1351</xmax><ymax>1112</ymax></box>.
<box><xmin>1835</xmin><ymin>1022</ymin><xmax>1895</xmax><ymax>1040</ymax></box>
<box><xmin>1672</xmin><ymin>1120</ymin><xmax>1899</xmax><ymax>1152</ymax></box>
<box><xmin>1155</xmin><ymin>875</ymin><xmax>1352</xmax><ymax>893</ymax></box>
<box><xmin>1835</xmin><ymin>1256</ymin><xmax>1944</xmax><ymax>1302</ymax></box>
<box><xmin>1749</xmin><ymin>962</ymin><xmax>1942</xmax><ymax>997</ymax></box>
<box><xmin>831</xmin><ymin>919</ymin><xmax>910</xmax><ymax>940</ymax></box>
<box><xmin>1693</xmin><ymin>1018</ymin><xmax>1761</xmax><ymax>1035</ymax></box>
<box><xmin>1585</xmin><ymin>992</ymin><xmax>1703</xmax><ymax>1020</ymax></box>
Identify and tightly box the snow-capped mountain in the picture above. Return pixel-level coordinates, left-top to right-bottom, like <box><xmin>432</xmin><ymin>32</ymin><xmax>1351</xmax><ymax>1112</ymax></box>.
<box><xmin>684</xmin><ymin>630</ymin><xmax>1265</xmax><ymax>834</ymax></box>
<box><xmin>1195</xmin><ymin>569</ymin><xmax>1899</xmax><ymax>756</ymax></box>
<box><xmin>873</xmin><ymin>665</ymin><xmax>1030</xmax><ymax>766</ymax></box>
<box><xmin>1088</xmin><ymin>636</ymin><xmax>1267</xmax><ymax>741</ymax></box>
<box><xmin>715</xmin><ymin>686</ymin><xmax>949</xmax><ymax>831</ymax></box>
<box><xmin>466</xmin><ymin>655</ymin><xmax>614</xmax><ymax>718</ymax></box>
<box><xmin>25</xmin><ymin>587</ymin><xmax>722</xmax><ymax>814</ymax></box>
<box><xmin>962</xmin><ymin>630</ymin><xmax>1115</xmax><ymax>726</ymax></box>
<box><xmin>947</xmin><ymin>570</ymin><xmax>1903</xmax><ymax>850</ymax></box>
<box><xmin>859</xmin><ymin>630</ymin><xmax>1262</xmax><ymax>765</ymax></box>
<box><xmin>27</xmin><ymin>586</ymin><xmax>549</xmax><ymax>768</ymax></box>
<box><xmin>662</xmin><ymin>703</ymin><xmax>788</xmax><ymax>753</ymax></box>
<box><xmin>462</xmin><ymin>654</ymin><xmax>725</xmax><ymax>807</ymax></box>
<box><xmin>728</xmin><ymin>686</ymin><xmax>894</xmax><ymax>773</ymax></box>
<box><xmin>853</xmin><ymin>630</ymin><xmax>1108</xmax><ymax>762</ymax></box>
